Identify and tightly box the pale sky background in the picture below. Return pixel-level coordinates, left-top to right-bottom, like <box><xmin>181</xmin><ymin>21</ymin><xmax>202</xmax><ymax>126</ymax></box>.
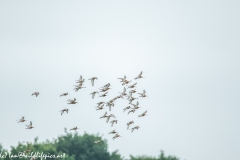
<box><xmin>0</xmin><ymin>1</ymin><xmax>240</xmax><ymax>160</ymax></box>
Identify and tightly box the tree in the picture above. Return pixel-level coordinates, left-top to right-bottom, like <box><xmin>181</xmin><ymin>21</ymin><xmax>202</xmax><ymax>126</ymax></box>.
<box><xmin>1</xmin><ymin>131</ymin><xmax>179</xmax><ymax>160</ymax></box>
<box><xmin>6</xmin><ymin>129</ymin><xmax>123</xmax><ymax>160</ymax></box>
<box><xmin>129</xmin><ymin>150</ymin><xmax>179</xmax><ymax>160</ymax></box>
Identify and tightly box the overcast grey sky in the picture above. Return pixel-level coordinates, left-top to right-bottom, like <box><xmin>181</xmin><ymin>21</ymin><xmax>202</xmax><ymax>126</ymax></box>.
<box><xmin>0</xmin><ymin>0</ymin><xmax>240</xmax><ymax>160</ymax></box>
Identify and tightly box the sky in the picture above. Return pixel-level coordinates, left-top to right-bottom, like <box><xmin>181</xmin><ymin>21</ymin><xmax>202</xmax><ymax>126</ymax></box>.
<box><xmin>0</xmin><ymin>0</ymin><xmax>240</xmax><ymax>160</ymax></box>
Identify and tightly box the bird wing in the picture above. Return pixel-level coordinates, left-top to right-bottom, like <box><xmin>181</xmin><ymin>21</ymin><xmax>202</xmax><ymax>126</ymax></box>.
<box><xmin>144</xmin><ymin>110</ymin><xmax>147</xmax><ymax>114</ymax></box>
<box><xmin>91</xmin><ymin>79</ymin><xmax>94</xmax><ymax>86</ymax></box>
<box><xmin>106</xmin><ymin>117</ymin><xmax>110</xmax><ymax>123</ymax></box>
<box><xmin>138</xmin><ymin>71</ymin><xmax>143</xmax><ymax>76</ymax></box>
<box><xmin>143</xmin><ymin>90</ymin><xmax>146</xmax><ymax>94</ymax></box>
<box><xmin>129</xmin><ymin>92</ymin><xmax>132</xmax><ymax>98</ymax></box>
<box><xmin>104</xmin><ymin>112</ymin><xmax>107</xmax><ymax>116</ymax></box>
<box><xmin>123</xmin><ymin>87</ymin><xmax>126</xmax><ymax>93</ymax></box>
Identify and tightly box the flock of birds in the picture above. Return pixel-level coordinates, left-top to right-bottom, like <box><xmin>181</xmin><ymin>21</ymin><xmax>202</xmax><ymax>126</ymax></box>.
<box><xmin>17</xmin><ymin>71</ymin><xmax>147</xmax><ymax>145</ymax></box>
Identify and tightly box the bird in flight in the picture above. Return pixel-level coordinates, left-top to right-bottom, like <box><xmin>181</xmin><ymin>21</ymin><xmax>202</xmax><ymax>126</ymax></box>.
<box><xmin>106</xmin><ymin>114</ymin><xmax>116</xmax><ymax>123</ymax></box>
<box><xmin>96</xmin><ymin>104</ymin><xmax>104</xmax><ymax>111</ymax></box>
<box><xmin>26</xmin><ymin>121</ymin><xmax>34</xmax><ymax>129</ymax></box>
<box><xmin>60</xmin><ymin>108</ymin><xmax>69</xmax><ymax>115</ymax></box>
<box><xmin>131</xmin><ymin>101</ymin><xmax>140</xmax><ymax>109</ymax></box>
<box><xmin>108</xmin><ymin>129</ymin><xmax>117</xmax><ymax>134</ymax></box>
<box><xmin>127</xmin><ymin>82</ymin><xmax>137</xmax><ymax>89</ymax></box>
<box><xmin>90</xmin><ymin>91</ymin><xmax>99</xmax><ymax>99</ymax></box>
<box><xmin>31</xmin><ymin>92</ymin><xmax>40</xmax><ymax>97</ymax></box>
<box><xmin>128</xmin><ymin>109</ymin><xmax>135</xmax><ymax>115</ymax></box>
<box><xmin>70</xmin><ymin>127</ymin><xmax>78</xmax><ymax>131</ymax></box>
<box><xmin>138</xmin><ymin>110</ymin><xmax>147</xmax><ymax>118</ymax></box>
<box><xmin>100</xmin><ymin>112</ymin><xmax>108</xmax><ymax>119</ymax></box>
<box><xmin>93</xmin><ymin>140</ymin><xmax>101</xmax><ymax>144</ymax></box>
<box><xmin>131</xmin><ymin>126</ymin><xmax>140</xmax><ymax>132</ymax></box>
<box><xmin>118</xmin><ymin>75</ymin><xmax>127</xmax><ymax>82</ymax></box>
<box><xmin>110</xmin><ymin>120</ymin><xmax>117</xmax><ymax>127</ymax></box>
<box><xmin>118</xmin><ymin>87</ymin><xmax>127</xmax><ymax>97</ymax></box>
<box><xmin>88</xmin><ymin>77</ymin><xmax>98</xmax><ymax>86</ymax></box>
<box><xmin>138</xmin><ymin>90</ymin><xmax>147</xmax><ymax>98</ymax></box>
<box><xmin>112</xmin><ymin>133</ymin><xmax>121</xmax><ymax>140</ymax></box>
<box><xmin>127</xmin><ymin>121</ymin><xmax>134</xmax><ymax>130</ymax></box>
<box><xmin>123</xmin><ymin>106</ymin><xmax>132</xmax><ymax>112</ymax></box>
<box><xmin>99</xmin><ymin>92</ymin><xmax>108</xmax><ymax>97</ymax></box>
<box><xmin>76</xmin><ymin>75</ymin><xmax>84</xmax><ymax>84</ymax></box>
<box><xmin>106</xmin><ymin>101</ymin><xmax>114</xmax><ymax>111</ymax></box>
<box><xmin>67</xmin><ymin>98</ymin><xmax>77</xmax><ymax>104</ymax></box>
<box><xmin>134</xmin><ymin>71</ymin><xmax>144</xmax><ymax>80</ymax></box>
<box><xmin>17</xmin><ymin>116</ymin><xmax>26</xmax><ymax>123</ymax></box>
<box><xmin>60</xmin><ymin>92</ymin><xmax>69</xmax><ymax>97</ymax></box>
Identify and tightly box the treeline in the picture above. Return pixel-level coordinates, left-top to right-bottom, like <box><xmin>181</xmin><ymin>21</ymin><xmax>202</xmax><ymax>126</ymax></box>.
<box><xmin>0</xmin><ymin>129</ymin><xmax>179</xmax><ymax>160</ymax></box>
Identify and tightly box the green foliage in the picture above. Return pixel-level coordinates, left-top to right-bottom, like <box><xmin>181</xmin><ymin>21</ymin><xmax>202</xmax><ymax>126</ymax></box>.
<box><xmin>4</xmin><ymin>130</ymin><xmax>123</xmax><ymax>160</ymax></box>
<box><xmin>54</xmin><ymin>130</ymin><xmax>118</xmax><ymax>160</ymax></box>
<box><xmin>129</xmin><ymin>150</ymin><xmax>179</xmax><ymax>160</ymax></box>
<box><xmin>0</xmin><ymin>131</ymin><xmax>179</xmax><ymax>160</ymax></box>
